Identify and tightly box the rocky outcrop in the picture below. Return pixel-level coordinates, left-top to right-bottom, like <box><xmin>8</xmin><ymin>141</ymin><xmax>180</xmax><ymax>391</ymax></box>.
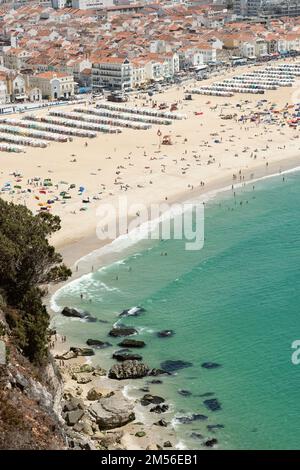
<box><xmin>108</xmin><ymin>327</ymin><xmax>137</xmax><ymax>338</ymax></box>
<box><xmin>61</xmin><ymin>307</ymin><xmax>96</xmax><ymax>323</ymax></box>
<box><xmin>55</xmin><ymin>347</ymin><xmax>95</xmax><ymax>361</ymax></box>
<box><xmin>108</xmin><ymin>360</ymin><xmax>150</xmax><ymax>380</ymax></box>
<box><xmin>119</xmin><ymin>307</ymin><xmax>145</xmax><ymax>318</ymax></box>
<box><xmin>157</xmin><ymin>330</ymin><xmax>175</xmax><ymax>338</ymax></box>
<box><xmin>86</xmin><ymin>388</ymin><xmax>114</xmax><ymax>401</ymax></box>
<box><xmin>118</xmin><ymin>339</ymin><xmax>145</xmax><ymax>348</ymax></box>
<box><xmin>70</xmin><ymin>347</ymin><xmax>95</xmax><ymax>357</ymax></box>
<box><xmin>140</xmin><ymin>394</ymin><xmax>165</xmax><ymax>406</ymax></box>
<box><xmin>112</xmin><ymin>349</ymin><xmax>143</xmax><ymax>362</ymax></box>
<box><xmin>89</xmin><ymin>393</ymin><xmax>135</xmax><ymax>430</ymax></box>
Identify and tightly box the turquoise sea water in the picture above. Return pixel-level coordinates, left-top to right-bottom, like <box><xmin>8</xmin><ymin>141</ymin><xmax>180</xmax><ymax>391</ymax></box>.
<box><xmin>52</xmin><ymin>170</ymin><xmax>300</xmax><ymax>449</ymax></box>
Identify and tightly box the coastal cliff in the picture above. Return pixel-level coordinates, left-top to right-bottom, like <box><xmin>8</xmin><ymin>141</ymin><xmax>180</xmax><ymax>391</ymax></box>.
<box><xmin>0</xmin><ymin>308</ymin><xmax>66</xmax><ymax>450</ymax></box>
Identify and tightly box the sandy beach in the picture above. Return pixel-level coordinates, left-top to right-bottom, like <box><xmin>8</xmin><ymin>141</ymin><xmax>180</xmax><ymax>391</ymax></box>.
<box><xmin>1</xmin><ymin>62</ymin><xmax>299</xmax><ymax>276</ymax></box>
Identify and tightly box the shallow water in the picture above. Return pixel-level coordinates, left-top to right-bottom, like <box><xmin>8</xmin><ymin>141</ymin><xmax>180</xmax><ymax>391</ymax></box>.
<box><xmin>52</xmin><ymin>170</ymin><xmax>300</xmax><ymax>449</ymax></box>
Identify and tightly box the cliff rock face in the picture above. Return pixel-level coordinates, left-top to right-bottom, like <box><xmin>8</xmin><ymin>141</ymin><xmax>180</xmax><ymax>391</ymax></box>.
<box><xmin>0</xmin><ymin>312</ymin><xmax>66</xmax><ymax>450</ymax></box>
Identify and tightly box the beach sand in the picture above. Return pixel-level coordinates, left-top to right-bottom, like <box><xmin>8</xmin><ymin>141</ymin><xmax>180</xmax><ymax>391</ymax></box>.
<box><xmin>1</xmin><ymin>63</ymin><xmax>299</xmax><ymax>278</ymax></box>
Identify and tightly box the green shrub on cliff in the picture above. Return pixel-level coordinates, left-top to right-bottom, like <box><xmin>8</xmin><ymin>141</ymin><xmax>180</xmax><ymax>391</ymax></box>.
<box><xmin>0</xmin><ymin>199</ymin><xmax>71</xmax><ymax>363</ymax></box>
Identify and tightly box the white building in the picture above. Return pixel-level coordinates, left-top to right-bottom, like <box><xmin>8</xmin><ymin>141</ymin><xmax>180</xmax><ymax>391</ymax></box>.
<box><xmin>29</xmin><ymin>72</ymin><xmax>75</xmax><ymax>100</ymax></box>
<box><xmin>92</xmin><ymin>57</ymin><xmax>132</xmax><ymax>91</ymax></box>
<box><xmin>71</xmin><ymin>0</ymin><xmax>114</xmax><ymax>9</ymax></box>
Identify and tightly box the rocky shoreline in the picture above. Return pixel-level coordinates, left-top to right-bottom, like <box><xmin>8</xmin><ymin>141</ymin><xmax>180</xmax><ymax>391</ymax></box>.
<box><xmin>50</xmin><ymin>326</ymin><xmax>179</xmax><ymax>450</ymax></box>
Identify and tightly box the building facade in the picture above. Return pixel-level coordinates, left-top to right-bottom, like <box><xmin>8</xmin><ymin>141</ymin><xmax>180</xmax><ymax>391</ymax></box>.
<box><xmin>92</xmin><ymin>57</ymin><xmax>132</xmax><ymax>91</ymax></box>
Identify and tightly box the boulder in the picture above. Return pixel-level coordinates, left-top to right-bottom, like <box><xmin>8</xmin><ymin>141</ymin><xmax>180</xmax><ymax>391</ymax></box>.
<box><xmin>118</xmin><ymin>339</ymin><xmax>146</xmax><ymax>348</ymax></box>
<box><xmin>73</xmin><ymin>374</ymin><xmax>92</xmax><ymax>385</ymax></box>
<box><xmin>63</xmin><ymin>397</ymin><xmax>85</xmax><ymax>412</ymax></box>
<box><xmin>119</xmin><ymin>306</ymin><xmax>145</xmax><ymax>318</ymax></box>
<box><xmin>140</xmin><ymin>394</ymin><xmax>165</xmax><ymax>406</ymax></box>
<box><xmin>73</xmin><ymin>364</ymin><xmax>95</xmax><ymax>374</ymax></box>
<box><xmin>108</xmin><ymin>360</ymin><xmax>150</xmax><ymax>380</ymax></box>
<box><xmin>164</xmin><ymin>441</ymin><xmax>172</xmax><ymax>448</ymax></box>
<box><xmin>92</xmin><ymin>366</ymin><xmax>107</xmax><ymax>377</ymax></box>
<box><xmin>154</xmin><ymin>419</ymin><xmax>168</xmax><ymax>427</ymax></box>
<box><xmin>160</xmin><ymin>360</ymin><xmax>192</xmax><ymax>373</ymax></box>
<box><xmin>135</xmin><ymin>431</ymin><xmax>146</xmax><ymax>438</ymax></box>
<box><xmin>55</xmin><ymin>350</ymin><xmax>77</xmax><ymax>361</ymax></box>
<box><xmin>203</xmin><ymin>438</ymin><xmax>218</xmax><ymax>448</ymax></box>
<box><xmin>86</xmin><ymin>339</ymin><xmax>112</xmax><ymax>349</ymax></box>
<box><xmin>150</xmin><ymin>404</ymin><xmax>169</xmax><ymax>414</ymax></box>
<box><xmin>70</xmin><ymin>347</ymin><xmax>95</xmax><ymax>357</ymax></box>
<box><xmin>148</xmin><ymin>379</ymin><xmax>163</xmax><ymax>385</ymax></box>
<box><xmin>87</xmin><ymin>387</ymin><xmax>114</xmax><ymax>401</ymax></box>
<box><xmin>112</xmin><ymin>349</ymin><xmax>143</xmax><ymax>362</ymax></box>
<box><xmin>61</xmin><ymin>307</ymin><xmax>96</xmax><ymax>322</ymax></box>
<box><xmin>65</xmin><ymin>409</ymin><xmax>84</xmax><ymax>426</ymax></box>
<box><xmin>204</xmin><ymin>398</ymin><xmax>222</xmax><ymax>412</ymax></box>
<box><xmin>89</xmin><ymin>393</ymin><xmax>135</xmax><ymax>430</ymax></box>
<box><xmin>157</xmin><ymin>330</ymin><xmax>174</xmax><ymax>338</ymax></box>
<box><xmin>109</xmin><ymin>327</ymin><xmax>137</xmax><ymax>337</ymax></box>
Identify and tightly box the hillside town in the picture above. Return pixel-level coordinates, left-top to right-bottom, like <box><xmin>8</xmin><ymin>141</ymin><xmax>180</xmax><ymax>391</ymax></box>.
<box><xmin>0</xmin><ymin>0</ymin><xmax>300</xmax><ymax>105</ymax></box>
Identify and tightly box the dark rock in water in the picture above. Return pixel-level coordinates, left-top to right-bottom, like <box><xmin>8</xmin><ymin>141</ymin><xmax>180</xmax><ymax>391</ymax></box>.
<box><xmin>70</xmin><ymin>347</ymin><xmax>95</xmax><ymax>357</ymax></box>
<box><xmin>160</xmin><ymin>360</ymin><xmax>192</xmax><ymax>373</ymax></box>
<box><xmin>141</xmin><ymin>394</ymin><xmax>165</xmax><ymax>406</ymax></box>
<box><xmin>86</xmin><ymin>339</ymin><xmax>112</xmax><ymax>349</ymax></box>
<box><xmin>61</xmin><ymin>307</ymin><xmax>96</xmax><ymax>322</ymax></box>
<box><xmin>201</xmin><ymin>362</ymin><xmax>221</xmax><ymax>370</ymax></box>
<box><xmin>176</xmin><ymin>414</ymin><xmax>208</xmax><ymax>424</ymax></box>
<box><xmin>112</xmin><ymin>349</ymin><xmax>143</xmax><ymax>362</ymax></box>
<box><xmin>140</xmin><ymin>387</ymin><xmax>150</xmax><ymax>393</ymax></box>
<box><xmin>109</xmin><ymin>327</ymin><xmax>137</xmax><ymax>337</ymax></box>
<box><xmin>190</xmin><ymin>432</ymin><xmax>203</xmax><ymax>440</ymax></box>
<box><xmin>98</xmin><ymin>319</ymin><xmax>110</xmax><ymax>324</ymax></box>
<box><xmin>204</xmin><ymin>398</ymin><xmax>222</xmax><ymax>412</ymax></box>
<box><xmin>197</xmin><ymin>392</ymin><xmax>215</xmax><ymax>398</ymax></box>
<box><xmin>119</xmin><ymin>306</ymin><xmax>145</xmax><ymax>318</ymax></box>
<box><xmin>154</xmin><ymin>419</ymin><xmax>168</xmax><ymax>427</ymax></box>
<box><xmin>108</xmin><ymin>360</ymin><xmax>150</xmax><ymax>380</ymax></box>
<box><xmin>150</xmin><ymin>404</ymin><xmax>169</xmax><ymax>414</ymax></box>
<box><xmin>178</xmin><ymin>389</ymin><xmax>192</xmax><ymax>397</ymax></box>
<box><xmin>118</xmin><ymin>339</ymin><xmax>146</xmax><ymax>348</ymax></box>
<box><xmin>157</xmin><ymin>330</ymin><xmax>175</xmax><ymax>338</ymax></box>
<box><xmin>164</xmin><ymin>441</ymin><xmax>172</xmax><ymax>448</ymax></box>
<box><xmin>61</xmin><ymin>307</ymin><xmax>84</xmax><ymax>318</ymax></box>
<box><xmin>203</xmin><ymin>438</ymin><xmax>218</xmax><ymax>448</ymax></box>
<box><xmin>207</xmin><ymin>424</ymin><xmax>224</xmax><ymax>432</ymax></box>
<box><xmin>147</xmin><ymin>379</ymin><xmax>163</xmax><ymax>385</ymax></box>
